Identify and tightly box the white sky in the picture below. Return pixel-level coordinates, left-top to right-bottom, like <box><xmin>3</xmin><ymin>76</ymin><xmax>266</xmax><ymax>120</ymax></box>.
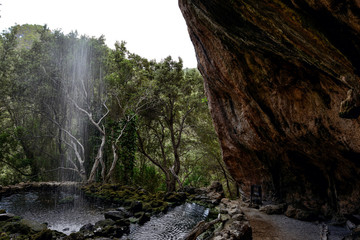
<box><xmin>0</xmin><ymin>0</ymin><xmax>198</xmax><ymax>68</ymax></box>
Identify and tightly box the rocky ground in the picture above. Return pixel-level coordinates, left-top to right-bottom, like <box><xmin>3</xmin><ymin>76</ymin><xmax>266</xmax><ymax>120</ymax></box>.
<box><xmin>243</xmin><ymin>202</ymin><xmax>360</xmax><ymax>240</ymax></box>
<box><xmin>2</xmin><ymin>182</ymin><xmax>359</xmax><ymax>240</ymax></box>
<box><xmin>243</xmin><ymin>206</ymin><xmax>320</xmax><ymax>240</ymax></box>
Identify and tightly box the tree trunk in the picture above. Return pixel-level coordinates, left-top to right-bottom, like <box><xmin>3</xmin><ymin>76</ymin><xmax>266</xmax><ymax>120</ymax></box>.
<box><xmin>105</xmin><ymin>142</ymin><xmax>119</xmax><ymax>183</ymax></box>
<box><xmin>87</xmin><ymin>134</ymin><xmax>106</xmax><ymax>182</ymax></box>
<box><xmin>166</xmin><ymin>173</ymin><xmax>177</xmax><ymax>192</ymax></box>
<box><xmin>183</xmin><ymin>218</ymin><xmax>221</xmax><ymax>240</ymax></box>
<box><xmin>170</xmin><ymin>166</ymin><xmax>183</xmax><ymax>189</ymax></box>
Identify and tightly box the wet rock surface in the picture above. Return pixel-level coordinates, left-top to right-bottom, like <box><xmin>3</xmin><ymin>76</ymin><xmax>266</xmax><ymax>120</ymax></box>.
<box><xmin>179</xmin><ymin>0</ymin><xmax>360</xmax><ymax>216</ymax></box>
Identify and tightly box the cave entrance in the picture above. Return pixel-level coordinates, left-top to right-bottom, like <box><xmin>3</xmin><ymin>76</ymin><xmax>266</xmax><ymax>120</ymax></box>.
<box><xmin>250</xmin><ymin>184</ymin><xmax>262</xmax><ymax>205</ymax></box>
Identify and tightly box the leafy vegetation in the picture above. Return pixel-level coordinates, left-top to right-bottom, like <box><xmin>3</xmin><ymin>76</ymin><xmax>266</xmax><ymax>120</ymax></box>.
<box><xmin>0</xmin><ymin>24</ymin><xmax>237</xmax><ymax>195</ymax></box>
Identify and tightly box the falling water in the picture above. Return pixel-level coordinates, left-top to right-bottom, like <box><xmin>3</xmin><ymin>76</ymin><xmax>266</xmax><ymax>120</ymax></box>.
<box><xmin>58</xmin><ymin>35</ymin><xmax>104</xmax><ymax>182</ymax></box>
<box><xmin>60</xmin><ymin>37</ymin><xmax>89</xmax><ymax>182</ymax></box>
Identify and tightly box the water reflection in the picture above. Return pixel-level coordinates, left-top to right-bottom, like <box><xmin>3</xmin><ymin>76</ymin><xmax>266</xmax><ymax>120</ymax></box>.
<box><xmin>0</xmin><ymin>190</ymin><xmax>108</xmax><ymax>235</ymax></box>
<box><xmin>1</xmin><ymin>191</ymin><xmax>209</xmax><ymax>239</ymax></box>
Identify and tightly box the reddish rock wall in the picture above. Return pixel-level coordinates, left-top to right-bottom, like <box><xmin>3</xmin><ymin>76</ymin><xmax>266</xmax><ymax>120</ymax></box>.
<box><xmin>179</xmin><ymin>0</ymin><xmax>360</xmax><ymax>215</ymax></box>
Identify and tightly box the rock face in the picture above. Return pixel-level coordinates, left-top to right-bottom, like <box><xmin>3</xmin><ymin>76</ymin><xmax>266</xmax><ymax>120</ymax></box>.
<box><xmin>179</xmin><ymin>0</ymin><xmax>360</xmax><ymax>215</ymax></box>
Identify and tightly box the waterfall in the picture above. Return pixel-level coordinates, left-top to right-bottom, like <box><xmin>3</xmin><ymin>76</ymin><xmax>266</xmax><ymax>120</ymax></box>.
<box><xmin>58</xmin><ymin>35</ymin><xmax>103</xmax><ymax>182</ymax></box>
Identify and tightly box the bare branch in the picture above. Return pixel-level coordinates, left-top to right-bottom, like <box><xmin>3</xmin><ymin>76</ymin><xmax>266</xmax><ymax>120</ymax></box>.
<box><xmin>88</xmin><ymin>134</ymin><xmax>106</xmax><ymax>182</ymax></box>
<box><xmin>80</xmin><ymin>78</ymin><xmax>88</xmax><ymax>99</ymax></box>
<box><xmin>170</xmin><ymin>166</ymin><xmax>183</xmax><ymax>189</ymax></box>
<box><xmin>97</xmin><ymin>101</ymin><xmax>109</xmax><ymax>125</ymax></box>
<box><xmin>70</xmin><ymin>98</ymin><xmax>105</xmax><ymax>134</ymax></box>
<box><xmin>105</xmin><ymin>141</ymin><xmax>119</xmax><ymax>182</ymax></box>
<box><xmin>137</xmin><ymin>131</ymin><xmax>167</xmax><ymax>174</ymax></box>
<box><xmin>176</xmin><ymin>106</ymin><xmax>195</xmax><ymax>149</ymax></box>
<box><xmin>47</xmin><ymin>115</ymin><xmax>86</xmax><ymax>158</ymax></box>
<box><xmin>44</xmin><ymin>167</ymin><xmax>80</xmax><ymax>174</ymax></box>
<box><xmin>183</xmin><ymin>218</ymin><xmax>221</xmax><ymax>240</ymax></box>
<box><xmin>71</xmin><ymin>140</ymin><xmax>84</xmax><ymax>165</ymax></box>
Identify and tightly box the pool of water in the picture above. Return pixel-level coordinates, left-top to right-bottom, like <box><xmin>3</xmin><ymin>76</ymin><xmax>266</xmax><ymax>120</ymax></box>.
<box><xmin>1</xmin><ymin>191</ymin><xmax>209</xmax><ymax>239</ymax></box>
<box><xmin>0</xmin><ymin>190</ymin><xmax>109</xmax><ymax>235</ymax></box>
<box><xmin>123</xmin><ymin>202</ymin><xmax>209</xmax><ymax>240</ymax></box>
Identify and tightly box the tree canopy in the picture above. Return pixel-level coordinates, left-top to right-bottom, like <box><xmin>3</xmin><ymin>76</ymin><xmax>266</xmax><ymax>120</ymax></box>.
<box><xmin>0</xmin><ymin>24</ymin><xmax>236</xmax><ymax>195</ymax></box>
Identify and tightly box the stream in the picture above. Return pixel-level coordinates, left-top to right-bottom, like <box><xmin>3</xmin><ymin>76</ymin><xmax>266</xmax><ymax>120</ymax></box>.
<box><xmin>0</xmin><ymin>190</ymin><xmax>209</xmax><ymax>239</ymax></box>
<box><xmin>123</xmin><ymin>203</ymin><xmax>209</xmax><ymax>240</ymax></box>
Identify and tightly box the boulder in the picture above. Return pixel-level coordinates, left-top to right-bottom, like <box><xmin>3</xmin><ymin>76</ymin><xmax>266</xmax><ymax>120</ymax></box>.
<box><xmin>129</xmin><ymin>200</ymin><xmax>143</xmax><ymax>213</ymax></box>
<box><xmin>93</xmin><ymin>218</ymin><xmax>129</xmax><ymax>238</ymax></box>
<box><xmin>0</xmin><ymin>213</ymin><xmax>15</xmax><ymax>221</ymax></box>
<box><xmin>138</xmin><ymin>212</ymin><xmax>151</xmax><ymax>225</ymax></box>
<box><xmin>3</xmin><ymin>221</ymin><xmax>31</xmax><ymax>234</ymax></box>
<box><xmin>79</xmin><ymin>223</ymin><xmax>94</xmax><ymax>232</ymax></box>
<box><xmin>32</xmin><ymin>229</ymin><xmax>56</xmax><ymax>240</ymax></box>
<box><xmin>19</xmin><ymin>219</ymin><xmax>47</xmax><ymax>232</ymax></box>
<box><xmin>164</xmin><ymin>192</ymin><xmax>187</xmax><ymax>203</ymax></box>
<box><xmin>285</xmin><ymin>205</ymin><xmax>316</xmax><ymax>221</ymax></box>
<box><xmin>208</xmin><ymin>181</ymin><xmax>224</xmax><ymax>193</ymax></box>
<box><xmin>213</xmin><ymin>221</ymin><xmax>252</xmax><ymax>240</ymax></box>
<box><xmin>78</xmin><ymin>223</ymin><xmax>95</xmax><ymax>238</ymax></box>
<box><xmin>259</xmin><ymin>203</ymin><xmax>287</xmax><ymax>215</ymax></box>
<box><xmin>213</xmin><ymin>199</ymin><xmax>252</xmax><ymax>240</ymax></box>
<box><xmin>104</xmin><ymin>208</ymin><xmax>131</xmax><ymax>221</ymax></box>
<box><xmin>347</xmin><ymin>220</ymin><xmax>357</xmax><ymax>230</ymax></box>
<box><xmin>94</xmin><ymin>219</ymin><xmax>115</xmax><ymax>229</ymax></box>
<box><xmin>183</xmin><ymin>186</ymin><xmax>196</xmax><ymax>195</ymax></box>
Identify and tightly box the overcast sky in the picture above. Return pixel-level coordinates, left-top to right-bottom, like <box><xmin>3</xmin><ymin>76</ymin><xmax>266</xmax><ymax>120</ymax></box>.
<box><xmin>0</xmin><ymin>0</ymin><xmax>198</xmax><ymax>68</ymax></box>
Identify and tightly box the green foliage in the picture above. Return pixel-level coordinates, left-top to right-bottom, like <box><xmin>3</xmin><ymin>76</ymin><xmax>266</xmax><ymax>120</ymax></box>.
<box><xmin>133</xmin><ymin>164</ymin><xmax>163</xmax><ymax>192</ymax></box>
<box><xmin>15</xmin><ymin>24</ymin><xmax>43</xmax><ymax>50</ymax></box>
<box><xmin>0</xmin><ymin>24</ymin><xmax>226</xmax><ymax>195</ymax></box>
<box><xmin>136</xmin><ymin>57</ymin><xmax>218</xmax><ymax>192</ymax></box>
<box><xmin>0</xmin><ymin>129</ymin><xmax>31</xmax><ymax>185</ymax></box>
<box><xmin>118</xmin><ymin>117</ymin><xmax>137</xmax><ymax>184</ymax></box>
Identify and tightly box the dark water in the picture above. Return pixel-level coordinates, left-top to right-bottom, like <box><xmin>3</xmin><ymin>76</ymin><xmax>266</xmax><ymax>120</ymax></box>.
<box><xmin>0</xmin><ymin>190</ymin><xmax>108</xmax><ymax>235</ymax></box>
<box><xmin>122</xmin><ymin>203</ymin><xmax>209</xmax><ymax>240</ymax></box>
<box><xmin>1</xmin><ymin>191</ymin><xmax>209</xmax><ymax>239</ymax></box>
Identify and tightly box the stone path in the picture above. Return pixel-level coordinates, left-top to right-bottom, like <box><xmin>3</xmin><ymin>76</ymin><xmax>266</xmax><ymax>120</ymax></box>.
<box><xmin>242</xmin><ymin>206</ymin><xmax>321</xmax><ymax>240</ymax></box>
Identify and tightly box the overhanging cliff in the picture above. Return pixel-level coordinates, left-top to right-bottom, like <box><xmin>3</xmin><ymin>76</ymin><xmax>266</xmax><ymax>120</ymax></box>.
<box><xmin>179</xmin><ymin>0</ymin><xmax>360</xmax><ymax>216</ymax></box>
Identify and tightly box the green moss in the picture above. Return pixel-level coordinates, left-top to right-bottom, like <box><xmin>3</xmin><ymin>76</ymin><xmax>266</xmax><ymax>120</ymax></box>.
<box><xmin>58</xmin><ymin>196</ymin><xmax>74</xmax><ymax>204</ymax></box>
<box><xmin>3</xmin><ymin>222</ymin><xmax>31</xmax><ymax>234</ymax></box>
<box><xmin>32</xmin><ymin>229</ymin><xmax>53</xmax><ymax>240</ymax></box>
<box><xmin>0</xmin><ymin>232</ymin><xmax>9</xmax><ymax>240</ymax></box>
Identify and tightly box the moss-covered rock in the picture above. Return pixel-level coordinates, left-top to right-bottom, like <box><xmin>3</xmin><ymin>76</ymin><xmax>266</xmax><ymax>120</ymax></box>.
<box><xmin>58</xmin><ymin>196</ymin><xmax>74</xmax><ymax>205</ymax></box>
<box><xmin>19</xmin><ymin>219</ymin><xmax>47</xmax><ymax>232</ymax></box>
<box><xmin>81</xmin><ymin>183</ymin><xmax>192</xmax><ymax>228</ymax></box>
<box><xmin>3</xmin><ymin>221</ymin><xmax>31</xmax><ymax>235</ymax></box>
<box><xmin>32</xmin><ymin>229</ymin><xmax>55</xmax><ymax>240</ymax></box>
<box><xmin>164</xmin><ymin>192</ymin><xmax>187</xmax><ymax>203</ymax></box>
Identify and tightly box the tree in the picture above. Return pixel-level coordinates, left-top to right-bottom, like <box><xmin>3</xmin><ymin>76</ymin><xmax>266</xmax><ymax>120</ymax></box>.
<box><xmin>104</xmin><ymin>41</ymin><xmax>154</xmax><ymax>184</ymax></box>
<box><xmin>0</xmin><ymin>25</ymin><xmax>45</xmax><ymax>182</ymax></box>
<box><xmin>0</xmin><ymin>25</ymin><xmax>226</xmax><ymax>192</ymax></box>
<box><xmin>137</xmin><ymin>57</ymin><xmax>205</xmax><ymax>192</ymax></box>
